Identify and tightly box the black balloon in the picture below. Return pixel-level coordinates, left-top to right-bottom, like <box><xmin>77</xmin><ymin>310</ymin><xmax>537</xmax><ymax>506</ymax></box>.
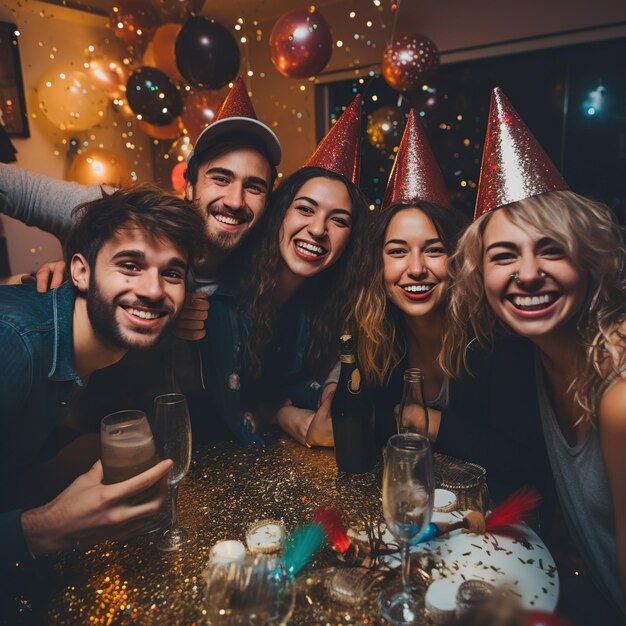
<box><xmin>126</xmin><ymin>67</ymin><xmax>182</xmax><ymax>126</ymax></box>
<box><xmin>175</xmin><ymin>16</ymin><xmax>240</xmax><ymax>89</ymax></box>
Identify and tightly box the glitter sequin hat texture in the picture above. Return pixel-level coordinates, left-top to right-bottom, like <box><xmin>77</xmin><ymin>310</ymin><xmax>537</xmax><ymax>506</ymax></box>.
<box><xmin>381</xmin><ymin>108</ymin><xmax>452</xmax><ymax>211</ymax></box>
<box><xmin>474</xmin><ymin>87</ymin><xmax>569</xmax><ymax>220</ymax></box>
<box><xmin>303</xmin><ymin>94</ymin><xmax>362</xmax><ymax>184</ymax></box>
<box><xmin>188</xmin><ymin>75</ymin><xmax>282</xmax><ymax>165</ymax></box>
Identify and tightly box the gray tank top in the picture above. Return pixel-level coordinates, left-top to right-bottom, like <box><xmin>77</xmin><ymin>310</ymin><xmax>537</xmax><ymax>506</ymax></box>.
<box><xmin>535</xmin><ymin>355</ymin><xmax>626</xmax><ymax>616</ymax></box>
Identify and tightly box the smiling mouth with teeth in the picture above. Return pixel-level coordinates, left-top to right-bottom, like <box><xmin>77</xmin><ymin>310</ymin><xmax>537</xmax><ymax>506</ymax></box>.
<box><xmin>402</xmin><ymin>284</ymin><xmax>434</xmax><ymax>294</ymax></box>
<box><xmin>122</xmin><ymin>306</ymin><xmax>166</xmax><ymax>321</ymax></box>
<box><xmin>294</xmin><ymin>240</ymin><xmax>327</xmax><ymax>258</ymax></box>
<box><xmin>508</xmin><ymin>293</ymin><xmax>561</xmax><ymax>311</ymax></box>
<box><xmin>214</xmin><ymin>213</ymin><xmax>246</xmax><ymax>226</ymax></box>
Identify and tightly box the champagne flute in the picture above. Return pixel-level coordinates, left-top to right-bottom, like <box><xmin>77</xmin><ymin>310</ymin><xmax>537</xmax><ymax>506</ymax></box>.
<box><xmin>152</xmin><ymin>393</ymin><xmax>192</xmax><ymax>552</ymax></box>
<box><xmin>378</xmin><ymin>433</ymin><xmax>434</xmax><ymax>625</ymax></box>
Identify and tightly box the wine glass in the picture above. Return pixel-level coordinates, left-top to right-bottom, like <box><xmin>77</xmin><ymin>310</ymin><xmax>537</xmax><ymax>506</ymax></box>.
<box><xmin>204</xmin><ymin>555</ymin><xmax>295</xmax><ymax>626</ymax></box>
<box><xmin>378</xmin><ymin>433</ymin><xmax>434</xmax><ymax>625</ymax></box>
<box><xmin>152</xmin><ymin>393</ymin><xmax>192</xmax><ymax>552</ymax></box>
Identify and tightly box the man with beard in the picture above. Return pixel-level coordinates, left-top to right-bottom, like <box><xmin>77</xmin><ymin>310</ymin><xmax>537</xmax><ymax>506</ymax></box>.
<box><xmin>0</xmin><ymin>186</ymin><xmax>205</xmax><ymax>565</ymax></box>
<box><xmin>0</xmin><ymin>77</ymin><xmax>282</xmax><ymax>438</ymax></box>
<box><xmin>0</xmin><ymin>77</ymin><xmax>280</xmax><ymax>303</ymax></box>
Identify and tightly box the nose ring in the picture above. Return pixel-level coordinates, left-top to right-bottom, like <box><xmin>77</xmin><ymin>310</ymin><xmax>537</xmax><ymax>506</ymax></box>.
<box><xmin>510</xmin><ymin>272</ymin><xmax>520</xmax><ymax>283</ymax></box>
<box><xmin>538</xmin><ymin>269</ymin><xmax>547</xmax><ymax>277</ymax></box>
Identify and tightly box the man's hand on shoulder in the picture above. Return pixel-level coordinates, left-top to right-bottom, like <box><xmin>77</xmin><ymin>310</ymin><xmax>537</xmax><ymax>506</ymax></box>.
<box><xmin>18</xmin><ymin>260</ymin><xmax>66</xmax><ymax>292</ymax></box>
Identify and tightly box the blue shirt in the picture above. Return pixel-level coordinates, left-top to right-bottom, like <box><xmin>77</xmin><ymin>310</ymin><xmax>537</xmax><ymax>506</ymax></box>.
<box><xmin>0</xmin><ymin>281</ymin><xmax>83</xmax><ymax>564</ymax></box>
<box><xmin>197</xmin><ymin>285</ymin><xmax>324</xmax><ymax>446</ymax></box>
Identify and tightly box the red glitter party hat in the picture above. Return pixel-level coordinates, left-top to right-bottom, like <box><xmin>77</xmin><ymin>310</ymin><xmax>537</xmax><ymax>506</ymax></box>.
<box><xmin>190</xmin><ymin>76</ymin><xmax>281</xmax><ymax>165</ymax></box>
<box><xmin>474</xmin><ymin>87</ymin><xmax>569</xmax><ymax>220</ymax></box>
<box><xmin>382</xmin><ymin>109</ymin><xmax>452</xmax><ymax>211</ymax></box>
<box><xmin>303</xmin><ymin>95</ymin><xmax>362</xmax><ymax>184</ymax></box>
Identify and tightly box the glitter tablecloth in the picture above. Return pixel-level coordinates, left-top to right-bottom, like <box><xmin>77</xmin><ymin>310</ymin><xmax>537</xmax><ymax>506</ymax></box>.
<box><xmin>5</xmin><ymin>435</ymin><xmax>399</xmax><ymax>626</ymax></box>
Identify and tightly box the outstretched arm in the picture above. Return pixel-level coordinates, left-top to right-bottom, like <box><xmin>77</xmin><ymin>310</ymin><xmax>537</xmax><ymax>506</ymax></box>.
<box><xmin>0</xmin><ymin>164</ymin><xmax>108</xmax><ymax>242</ymax></box>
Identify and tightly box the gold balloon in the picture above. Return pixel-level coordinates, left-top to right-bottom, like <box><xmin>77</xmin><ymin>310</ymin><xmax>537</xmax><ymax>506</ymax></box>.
<box><xmin>142</xmin><ymin>42</ymin><xmax>157</xmax><ymax>67</ymax></box>
<box><xmin>68</xmin><ymin>148</ymin><xmax>132</xmax><ymax>186</ymax></box>
<box><xmin>152</xmin><ymin>23</ymin><xmax>184</xmax><ymax>83</ymax></box>
<box><xmin>87</xmin><ymin>57</ymin><xmax>128</xmax><ymax>100</ymax></box>
<box><xmin>38</xmin><ymin>67</ymin><xmax>108</xmax><ymax>131</ymax></box>
<box><xmin>139</xmin><ymin>116</ymin><xmax>183</xmax><ymax>139</ymax></box>
<box><xmin>366</xmin><ymin>106</ymin><xmax>405</xmax><ymax>152</ymax></box>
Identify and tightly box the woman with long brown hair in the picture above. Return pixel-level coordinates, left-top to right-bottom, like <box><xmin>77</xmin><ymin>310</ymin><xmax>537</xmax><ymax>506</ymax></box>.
<box><xmin>443</xmin><ymin>88</ymin><xmax>626</xmax><ymax>623</ymax></box>
<box><xmin>203</xmin><ymin>97</ymin><xmax>368</xmax><ymax>446</ymax></box>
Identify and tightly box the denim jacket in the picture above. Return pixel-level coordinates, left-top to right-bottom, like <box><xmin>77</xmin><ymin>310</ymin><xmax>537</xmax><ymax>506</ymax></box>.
<box><xmin>201</xmin><ymin>285</ymin><xmax>324</xmax><ymax>446</ymax></box>
<box><xmin>0</xmin><ymin>281</ymin><xmax>83</xmax><ymax>564</ymax></box>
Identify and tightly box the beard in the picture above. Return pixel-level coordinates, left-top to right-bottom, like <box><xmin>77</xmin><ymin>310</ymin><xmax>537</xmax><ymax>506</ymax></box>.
<box><xmin>86</xmin><ymin>273</ymin><xmax>174</xmax><ymax>351</ymax></box>
<box><xmin>203</xmin><ymin>202</ymin><xmax>254</xmax><ymax>254</ymax></box>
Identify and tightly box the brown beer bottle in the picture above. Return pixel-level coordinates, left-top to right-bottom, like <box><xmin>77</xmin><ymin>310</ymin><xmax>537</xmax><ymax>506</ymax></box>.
<box><xmin>330</xmin><ymin>335</ymin><xmax>375</xmax><ymax>473</ymax></box>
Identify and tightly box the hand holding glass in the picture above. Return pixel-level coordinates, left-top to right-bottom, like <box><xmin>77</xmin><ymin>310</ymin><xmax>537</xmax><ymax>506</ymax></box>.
<box><xmin>101</xmin><ymin>410</ymin><xmax>159</xmax><ymax>500</ymax></box>
<box><xmin>379</xmin><ymin>433</ymin><xmax>434</xmax><ymax>625</ymax></box>
<box><xmin>152</xmin><ymin>393</ymin><xmax>192</xmax><ymax>552</ymax></box>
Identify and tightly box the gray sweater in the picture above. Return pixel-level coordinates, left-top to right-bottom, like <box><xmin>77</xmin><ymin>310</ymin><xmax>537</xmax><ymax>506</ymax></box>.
<box><xmin>0</xmin><ymin>164</ymin><xmax>106</xmax><ymax>243</ymax></box>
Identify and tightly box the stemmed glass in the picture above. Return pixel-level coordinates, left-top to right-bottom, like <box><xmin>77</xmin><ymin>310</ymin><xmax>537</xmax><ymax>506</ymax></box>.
<box><xmin>152</xmin><ymin>393</ymin><xmax>192</xmax><ymax>552</ymax></box>
<box><xmin>378</xmin><ymin>433</ymin><xmax>434</xmax><ymax>625</ymax></box>
<box><xmin>203</xmin><ymin>555</ymin><xmax>295</xmax><ymax>626</ymax></box>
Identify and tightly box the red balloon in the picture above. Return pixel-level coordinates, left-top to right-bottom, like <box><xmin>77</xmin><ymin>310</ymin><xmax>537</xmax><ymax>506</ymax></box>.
<box><xmin>382</xmin><ymin>34</ymin><xmax>440</xmax><ymax>93</ymax></box>
<box><xmin>171</xmin><ymin>161</ymin><xmax>187</xmax><ymax>192</ymax></box>
<box><xmin>269</xmin><ymin>6</ymin><xmax>332</xmax><ymax>78</ymax></box>
<box><xmin>181</xmin><ymin>89</ymin><xmax>223</xmax><ymax>143</ymax></box>
<box><xmin>110</xmin><ymin>1</ymin><xmax>160</xmax><ymax>45</ymax></box>
<box><xmin>524</xmin><ymin>610</ymin><xmax>575</xmax><ymax>626</ymax></box>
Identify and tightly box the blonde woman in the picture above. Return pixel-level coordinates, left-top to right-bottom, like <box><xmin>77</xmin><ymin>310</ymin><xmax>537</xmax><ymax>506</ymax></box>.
<box><xmin>444</xmin><ymin>88</ymin><xmax>626</xmax><ymax>622</ymax></box>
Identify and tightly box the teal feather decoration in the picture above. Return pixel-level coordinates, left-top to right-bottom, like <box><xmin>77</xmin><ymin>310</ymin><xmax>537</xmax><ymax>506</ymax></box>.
<box><xmin>282</xmin><ymin>522</ymin><xmax>326</xmax><ymax>577</ymax></box>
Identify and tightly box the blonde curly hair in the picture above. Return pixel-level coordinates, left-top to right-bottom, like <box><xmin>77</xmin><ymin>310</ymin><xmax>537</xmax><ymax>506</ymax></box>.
<box><xmin>441</xmin><ymin>190</ymin><xmax>626</xmax><ymax>425</ymax></box>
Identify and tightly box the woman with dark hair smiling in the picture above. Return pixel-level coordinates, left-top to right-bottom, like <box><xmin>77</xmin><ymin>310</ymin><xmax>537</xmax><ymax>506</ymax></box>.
<box><xmin>202</xmin><ymin>97</ymin><xmax>368</xmax><ymax>447</ymax></box>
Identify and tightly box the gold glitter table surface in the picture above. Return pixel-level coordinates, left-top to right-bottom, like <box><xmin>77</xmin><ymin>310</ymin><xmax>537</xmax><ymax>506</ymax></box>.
<box><xmin>5</xmin><ymin>438</ymin><xmax>482</xmax><ymax>626</ymax></box>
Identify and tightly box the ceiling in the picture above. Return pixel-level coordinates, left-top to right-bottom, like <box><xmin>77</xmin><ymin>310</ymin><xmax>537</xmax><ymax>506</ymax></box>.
<box><xmin>42</xmin><ymin>0</ymin><xmax>340</xmax><ymax>26</ymax></box>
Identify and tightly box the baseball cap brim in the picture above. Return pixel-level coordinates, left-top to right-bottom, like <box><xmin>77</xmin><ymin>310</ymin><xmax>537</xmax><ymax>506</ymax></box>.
<box><xmin>188</xmin><ymin>117</ymin><xmax>281</xmax><ymax>166</ymax></box>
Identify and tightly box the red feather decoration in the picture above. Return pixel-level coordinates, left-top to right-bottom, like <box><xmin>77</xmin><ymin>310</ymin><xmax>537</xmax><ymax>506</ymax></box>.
<box><xmin>485</xmin><ymin>487</ymin><xmax>542</xmax><ymax>531</ymax></box>
<box><xmin>313</xmin><ymin>508</ymin><xmax>351</xmax><ymax>553</ymax></box>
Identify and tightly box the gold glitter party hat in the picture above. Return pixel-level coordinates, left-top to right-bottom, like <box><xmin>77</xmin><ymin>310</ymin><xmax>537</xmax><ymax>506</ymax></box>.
<box><xmin>303</xmin><ymin>95</ymin><xmax>362</xmax><ymax>184</ymax></box>
<box><xmin>189</xmin><ymin>75</ymin><xmax>281</xmax><ymax>165</ymax></box>
<box><xmin>474</xmin><ymin>87</ymin><xmax>569</xmax><ymax>220</ymax></box>
<box><xmin>382</xmin><ymin>108</ymin><xmax>452</xmax><ymax>211</ymax></box>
